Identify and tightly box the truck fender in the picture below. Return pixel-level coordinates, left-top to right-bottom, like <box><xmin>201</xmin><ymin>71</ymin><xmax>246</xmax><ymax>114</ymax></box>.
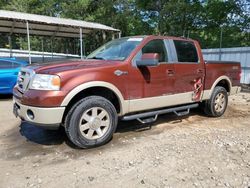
<box><xmin>60</xmin><ymin>81</ymin><xmax>129</xmax><ymax>115</ymax></box>
<box><xmin>203</xmin><ymin>76</ymin><xmax>232</xmax><ymax>100</ymax></box>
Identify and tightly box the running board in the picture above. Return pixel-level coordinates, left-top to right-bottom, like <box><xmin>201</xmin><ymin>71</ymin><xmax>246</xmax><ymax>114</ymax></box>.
<box><xmin>122</xmin><ymin>103</ymin><xmax>199</xmax><ymax>122</ymax></box>
<box><xmin>174</xmin><ymin>109</ymin><xmax>190</xmax><ymax>117</ymax></box>
<box><xmin>137</xmin><ymin>115</ymin><xmax>158</xmax><ymax>124</ymax></box>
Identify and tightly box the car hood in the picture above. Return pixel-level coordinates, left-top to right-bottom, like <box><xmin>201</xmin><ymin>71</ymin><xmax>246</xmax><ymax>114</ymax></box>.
<box><xmin>26</xmin><ymin>59</ymin><xmax>120</xmax><ymax>74</ymax></box>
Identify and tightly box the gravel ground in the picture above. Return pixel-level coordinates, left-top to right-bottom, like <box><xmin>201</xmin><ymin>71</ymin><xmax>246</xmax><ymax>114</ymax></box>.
<box><xmin>0</xmin><ymin>93</ymin><xmax>249</xmax><ymax>188</ymax></box>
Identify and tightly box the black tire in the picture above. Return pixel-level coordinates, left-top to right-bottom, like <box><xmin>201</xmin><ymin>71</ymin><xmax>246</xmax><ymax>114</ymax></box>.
<box><xmin>65</xmin><ymin>96</ymin><xmax>118</xmax><ymax>148</ymax></box>
<box><xmin>204</xmin><ymin>86</ymin><xmax>228</xmax><ymax>117</ymax></box>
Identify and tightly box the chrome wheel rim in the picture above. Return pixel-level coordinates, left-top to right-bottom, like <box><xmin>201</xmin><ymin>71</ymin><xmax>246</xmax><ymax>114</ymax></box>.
<box><xmin>79</xmin><ymin>107</ymin><xmax>110</xmax><ymax>140</ymax></box>
<box><xmin>214</xmin><ymin>93</ymin><xmax>226</xmax><ymax>113</ymax></box>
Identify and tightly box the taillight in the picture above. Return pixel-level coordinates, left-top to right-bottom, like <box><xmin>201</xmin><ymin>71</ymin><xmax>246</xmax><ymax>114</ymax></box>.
<box><xmin>238</xmin><ymin>69</ymin><xmax>242</xmax><ymax>80</ymax></box>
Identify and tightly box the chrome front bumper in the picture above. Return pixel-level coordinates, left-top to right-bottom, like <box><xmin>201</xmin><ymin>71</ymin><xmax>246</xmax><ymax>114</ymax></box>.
<box><xmin>13</xmin><ymin>97</ymin><xmax>65</xmax><ymax>129</ymax></box>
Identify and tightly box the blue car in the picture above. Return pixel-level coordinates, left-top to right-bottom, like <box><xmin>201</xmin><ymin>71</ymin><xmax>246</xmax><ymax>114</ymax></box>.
<box><xmin>0</xmin><ymin>58</ymin><xmax>28</xmax><ymax>94</ymax></box>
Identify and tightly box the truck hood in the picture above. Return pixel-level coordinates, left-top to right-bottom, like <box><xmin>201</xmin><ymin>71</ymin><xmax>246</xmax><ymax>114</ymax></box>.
<box><xmin>26</xmin><ymin>59</ymin><xmax>120</xmax><ymax>74</ymax></box>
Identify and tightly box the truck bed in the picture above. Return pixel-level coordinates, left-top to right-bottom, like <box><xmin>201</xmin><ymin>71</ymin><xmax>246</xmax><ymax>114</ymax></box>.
<box><xmin>204</xmin><ymin>61</ymin><xmax>241</xmax><ymax>90</ymax></box>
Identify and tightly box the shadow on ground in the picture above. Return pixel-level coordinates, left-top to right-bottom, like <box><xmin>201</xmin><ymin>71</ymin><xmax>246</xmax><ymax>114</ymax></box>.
<box><xmin>19</xmin><ymin>122</ymin><xmax>67</xmax><ymax>146</ymax></box>
<box><xmin>18</xmin><ymin>108</ymin><xmax>206</xmax><ymax>149</ymax></box>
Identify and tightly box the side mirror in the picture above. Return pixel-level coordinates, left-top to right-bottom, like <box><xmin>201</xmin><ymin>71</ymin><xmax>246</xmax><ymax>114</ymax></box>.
<box><xmin>136</xmin><ymin>53</ymin><xmax>160</xmax><ymax>67</ymax></box>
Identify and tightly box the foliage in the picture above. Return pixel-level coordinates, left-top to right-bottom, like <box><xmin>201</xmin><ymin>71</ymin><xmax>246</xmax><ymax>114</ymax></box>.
<box><xmin>0</xmin><ymin>0</ymin><xmax>249</xmax><ymax>54</ymax></box>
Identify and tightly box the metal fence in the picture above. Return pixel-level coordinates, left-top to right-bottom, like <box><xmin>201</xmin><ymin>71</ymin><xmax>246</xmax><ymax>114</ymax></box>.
<box><xmin>0</xmin><ymin>48</ymin><xmax>80</xmax><ymax>63</ymax></box>
<box><xmin>202</xmin><ymin>47</ymin><xmax>250</xmax><ymax>84</ymax></box>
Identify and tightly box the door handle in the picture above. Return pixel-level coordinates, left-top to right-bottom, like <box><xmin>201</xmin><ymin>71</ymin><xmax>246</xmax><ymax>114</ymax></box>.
<box><xmin>167</xmin><ymin>69</ymin><xmax>174</xmax><ymax>76</ymax></box>
<box><xmin>197</xmin><ymin>69</ymin><xmax>203</xmax><ymax>74</ymax></box>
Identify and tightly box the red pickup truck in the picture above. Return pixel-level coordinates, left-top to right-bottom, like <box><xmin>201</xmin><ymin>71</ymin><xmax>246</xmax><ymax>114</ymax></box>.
<box><xmin>13</xmin><ymin>36</ymin><xmax>241</xmax><ymax>148</ymax></box>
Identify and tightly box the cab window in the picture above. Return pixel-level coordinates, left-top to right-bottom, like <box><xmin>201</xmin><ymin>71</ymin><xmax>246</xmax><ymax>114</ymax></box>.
<box><xmin>142</xmin><ymin>39</ymin><xmax>168</xmax><ymax>62</ymax></box>
<box><xmin>174</xmin><ymin>40</ymin><xmax>198</xmax><ymax>63</ymax></box>
<box><xmin>132</xmin><ymin>39</ymin><xmax>168</xmax><ymax>66</ymax></box>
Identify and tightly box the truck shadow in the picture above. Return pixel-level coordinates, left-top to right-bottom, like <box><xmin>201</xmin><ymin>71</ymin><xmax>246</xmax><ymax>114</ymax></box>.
<box><xmin>19</xmin><ymin>122</ymin><xmax>67</xmax><ymax>146</ymax></box>
<box><xmin>19</xmin><ymin>108</ymin><xmax>205</xmax><ymax>149</ymax></box>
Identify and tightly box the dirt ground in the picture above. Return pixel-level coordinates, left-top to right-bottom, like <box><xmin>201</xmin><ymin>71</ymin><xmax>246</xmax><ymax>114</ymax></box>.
<box><xmin>0</xmin><ymin>93</ymin><xmax>249</xmax><ymax>188</ymax></box>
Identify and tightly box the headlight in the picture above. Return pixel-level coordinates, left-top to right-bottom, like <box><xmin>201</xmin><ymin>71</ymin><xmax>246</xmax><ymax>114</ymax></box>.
<box><xmin>30</xmin><ymin>74</ymin><xmax>61</xmax><ymax>91</ymax></box>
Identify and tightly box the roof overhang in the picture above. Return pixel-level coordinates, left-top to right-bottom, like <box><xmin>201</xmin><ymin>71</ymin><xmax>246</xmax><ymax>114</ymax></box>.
<box><xmin>0</xmin><ymin>10</ymin><xmax>120</xmax><ymax>38</ymax></box>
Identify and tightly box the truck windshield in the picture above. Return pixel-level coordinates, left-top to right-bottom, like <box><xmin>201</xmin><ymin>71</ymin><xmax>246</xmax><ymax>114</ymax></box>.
<box><xmin>87</xmin><ymin>37</ymin><xmax>143</xmax><ymax>61</ymax></box>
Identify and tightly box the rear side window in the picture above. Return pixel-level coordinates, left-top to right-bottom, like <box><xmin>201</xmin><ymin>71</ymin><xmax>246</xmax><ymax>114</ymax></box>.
<box><xmin>174</xmin><ymin>40</ymin><xmax>198</xmax><ymax>63</ymax></box>
<box><xmin>0</xmin><ymin>60</ymin><xmax>20</xmax><ymax>69</ymax></box>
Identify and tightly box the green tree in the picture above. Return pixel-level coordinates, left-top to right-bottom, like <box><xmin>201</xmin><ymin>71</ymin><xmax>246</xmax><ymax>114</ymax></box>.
<box><xmin>0</xmin><ymin>0</ymin><xmax>249</xmax><ymax>53</ymax></box>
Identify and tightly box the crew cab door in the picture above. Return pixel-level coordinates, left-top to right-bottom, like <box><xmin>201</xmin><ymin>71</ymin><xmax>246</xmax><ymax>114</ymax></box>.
<box><xmin>171</xmin><ymin>39</ymin><xmax>205</xmax><ymax>101</ymax></box>
<box><xmin>128</xmin><ymin>39</ymin><xmax>175</xmax><ymax>112</ymax></box>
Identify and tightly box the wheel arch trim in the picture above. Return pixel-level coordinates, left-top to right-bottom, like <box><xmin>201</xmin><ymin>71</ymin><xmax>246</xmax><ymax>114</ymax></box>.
<box><xmin>203</xmin><ymin>76</ymin><xmax>232</xmax><ymax>100</ymax></box>
<box><xmin>210</xmin><ymin>76</ymin><xmax>232</xmax><ymax>94</ymax></box>
<box><xmin>61</xmin><ymin>81</ymin><xmax>128</xmax><ymax>115</ymax></box>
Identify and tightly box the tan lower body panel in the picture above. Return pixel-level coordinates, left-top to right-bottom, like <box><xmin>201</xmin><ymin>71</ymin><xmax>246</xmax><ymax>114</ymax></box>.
<box><xmin>127</xmin><ymin>86</ymin><xmax>241</xmax><ymax>114</ymax></box>
<box><xmin>202</xmin><ymin>86</ymin><xmax>241</xmax><ymax>101</ymax></box>
<box><xmin>13</xmin><ymin>97</ymin><xmax>65</xmax><ymax>126</ymax></box>
<box><xmin>128</xmin><ymin>92</ymin><xmax>195</xmax><ymax>113</ymax></box>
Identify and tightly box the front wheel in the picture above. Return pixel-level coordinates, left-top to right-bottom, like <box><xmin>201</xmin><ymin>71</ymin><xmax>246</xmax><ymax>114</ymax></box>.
<box><xmin>204</xmin><ymin>86</ymin><xmax>228</xmax><ymax>117</ymax></box>
<box><xmin>65</xmin><ymin>96</ymin><xmax>118</xmax><ymax>148</ymax></box>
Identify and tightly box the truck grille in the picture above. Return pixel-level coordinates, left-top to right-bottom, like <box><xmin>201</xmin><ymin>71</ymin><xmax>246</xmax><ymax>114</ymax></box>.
<box><xmin>17</xmin><ymin>68</ymin><xmax>34</xmax><ymax>93</ymax></box>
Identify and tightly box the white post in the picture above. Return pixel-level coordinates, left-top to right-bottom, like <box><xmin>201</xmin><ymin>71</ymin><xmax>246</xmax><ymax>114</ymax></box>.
<box><xmin>8</xmin><ymin>35</ymin><xmax>12</xmax><ymax>58</ymax></box>
<box><xmin>219</xmin><ymin>27</ymin><xmax>223</xmax><ymax>61</ymax></box>
<box><xmin>80</xmin><ymin>28</ymin><xmax>83</xmax><ymax>59</ymax></box>
<box><xmin>26</xmin><ymin>21</ymin><xmax>31</xmax><ymax>64</ymax></box>
<box><xmin>51</xmin><ymin>38</ymin><xmax>53</xmax><ymax>60</ymax></box>
<box><xmin>41</xmin><ymin>38</ymin><xmax>44</xmax><ymax>63</ymax></box>
<box><xmin>118</xmin><ymin>32</ymin><xmax>121</xmax><ymax>39</ymax></box>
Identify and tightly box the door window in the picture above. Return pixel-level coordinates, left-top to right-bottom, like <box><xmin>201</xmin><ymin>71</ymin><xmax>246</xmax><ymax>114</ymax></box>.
<box><xmin>174</xmin><ymin>40</ymin><xmax>198</xmax><ymax>63</ymax></box>
<box><xmin>133</xmin><ymin>39</ymin><xmax>168</xmax><ymax>65</ymax></box>
<box><xmin>142</xmin><ymin>40</ymin><xmax>168</xmax><ymax>62</ymax></box>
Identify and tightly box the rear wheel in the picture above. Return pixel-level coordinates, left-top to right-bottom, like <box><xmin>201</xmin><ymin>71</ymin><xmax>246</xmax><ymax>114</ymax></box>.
<box><xmin>204</xmin><ymin>86</ymin><xmax>228</xmax><ymax>117</ymax></box>
<box><xmin>65</xmin><ymin>96</ymin><xmax>118</xmax><ymax>148</ymax></box>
